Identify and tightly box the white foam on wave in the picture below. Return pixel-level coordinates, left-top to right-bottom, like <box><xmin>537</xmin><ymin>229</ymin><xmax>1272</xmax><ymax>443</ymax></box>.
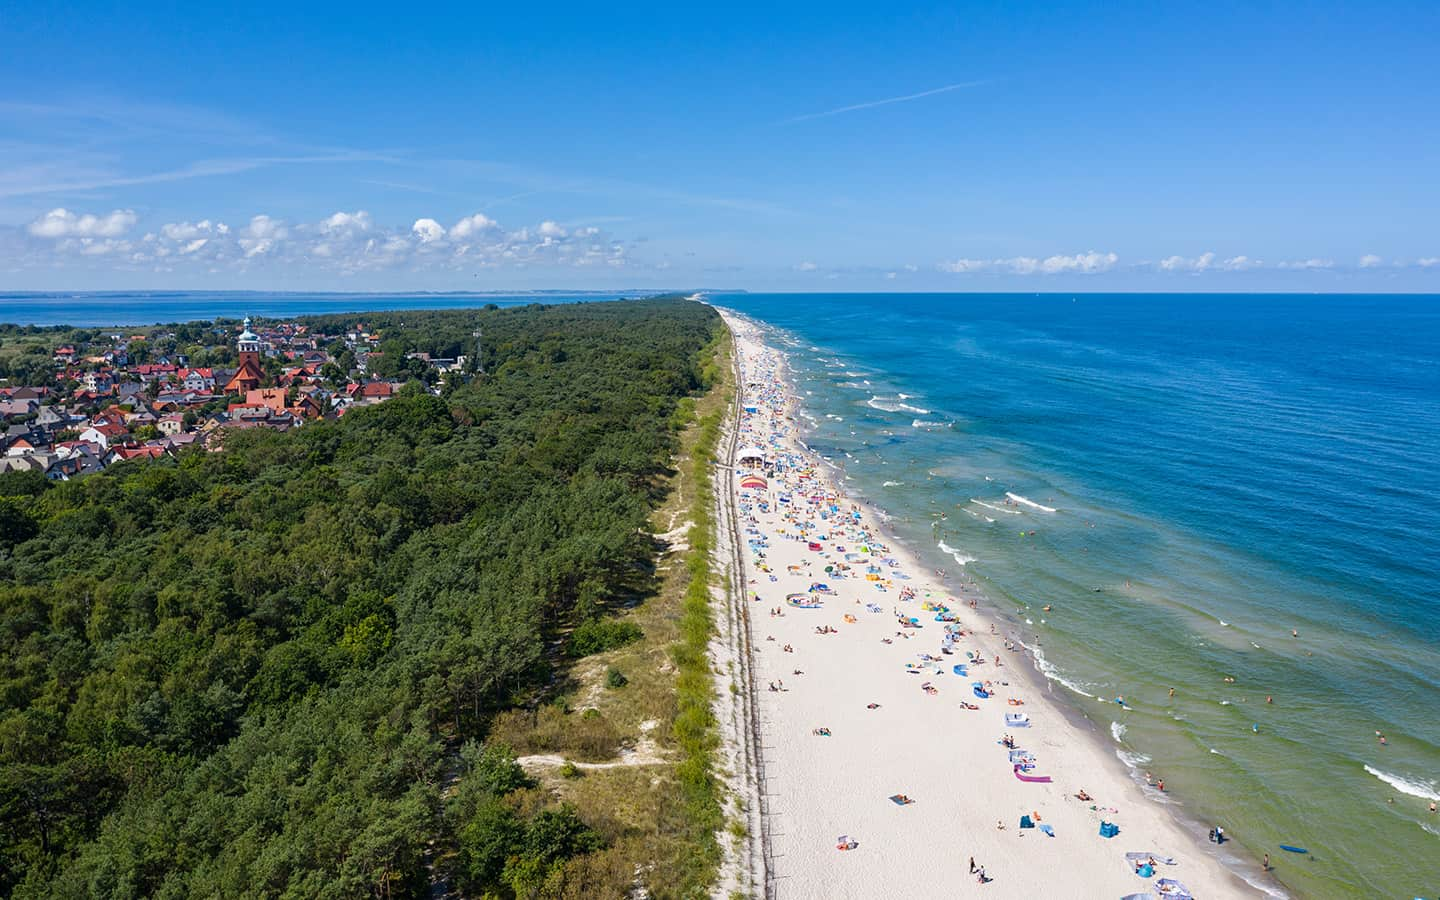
<box><xmin>912</xmin><ymin>419</ymin><xmax>947</xmax><ymax>429</ymax></box>
<box><xmin>1032</xmin><ymin>646</ymin><xmax>1096</xmax><ymax>698</ymax></box>
<box><xmin>867</xmin><ymin>395</ymin><xmax>931</xmax><ymax>415</ymax></box>
<box><xmin>837</xmin><ymin>381</ymin><xmax>866</xmax><ymax>390</ymax></box>
<box><xmin>971</xmin><ymin>499</ymin><xmax>1022</xmax><ymax>515</ymax></box>
<box><xmin>1237</xmin><ymin>871</ymin><xmax>1293</xmax><ymax>899</ymax></box>
<box><xmin>882</xmin><ymin>480</ymin><xmax>904</xmax><ymax>487</ymax></box>
<box><xmin>1006</xmin><ymin>492</ymin><xmax>1057</xmax><ymax>512</ymax></box>
<box><xmin>937</xmin><ymin>540</ymin><xmax>976</xmax><ymax>566</ymax></box>
<box><xmin>1115</xmin><ymin>748</ymin><xmax>1152</xmax><ymax>769</ymax></box>
<box><xmin>1365</xmin><ymin>764</ymin><xmax>1440</xmax><ymax>801</ymax></box>
<box><xmin>1423</xmin><ymin>822</ymin><xmax>1440</xmax><ymax>839</ymax></box>
<box><xmin>1110</xmin><ymin>721</ymin><xmax>1127</xmax><ymax>742</ymax></box>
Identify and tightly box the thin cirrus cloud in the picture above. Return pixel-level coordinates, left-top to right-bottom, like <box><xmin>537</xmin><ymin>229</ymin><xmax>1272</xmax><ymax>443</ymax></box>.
<box><xmin>782</xmin><ymin>80</ymin><xmax>988</xmax><ymax>124</ymax></box>
<box><xmin>10</xmin><ymin>207</ymin><xmax>628</xmax><ymax>274</ymax></box>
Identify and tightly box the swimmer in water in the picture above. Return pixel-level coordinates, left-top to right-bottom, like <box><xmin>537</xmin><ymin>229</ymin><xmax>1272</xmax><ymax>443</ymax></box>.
<box><xmin>1168</xmin><ymin>687</ymin><xmax>1175</xmax><ymax>698</ymax></box>
<box><xmin>1292</xmin><ymin>629</ymin><xmax>1298</xmax><ymax>638</ymax></box>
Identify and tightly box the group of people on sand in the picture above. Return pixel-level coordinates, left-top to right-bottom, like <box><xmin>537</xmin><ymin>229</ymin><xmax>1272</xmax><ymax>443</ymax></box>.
<box><xmin>967</xmin><ymin>856</ymin><xmax>991</xmax><ymax>883</ymax></box>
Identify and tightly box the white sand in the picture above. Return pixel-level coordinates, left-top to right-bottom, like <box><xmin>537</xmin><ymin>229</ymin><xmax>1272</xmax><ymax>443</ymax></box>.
<box><xmin>719</xmin><ymin>311</ymin><xmax>1257</xmax><ymax>899</ymax></box>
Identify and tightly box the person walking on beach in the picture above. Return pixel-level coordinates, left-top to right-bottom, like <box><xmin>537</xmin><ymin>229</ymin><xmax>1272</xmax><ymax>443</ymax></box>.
<box><xmin>1263</xmin><ymin>853</ymin><xmax>1271</xmax><ymax>871</ymax></box>
<box><xmin>969</xmin><ymin>856</ymin><xmax>976</xmax><ymax>874</ymax></box>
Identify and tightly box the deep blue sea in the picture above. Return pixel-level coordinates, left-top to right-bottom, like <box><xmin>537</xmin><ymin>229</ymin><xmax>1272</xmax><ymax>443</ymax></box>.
<box><xmin>714</xmin><ymin>293</ymin><xmax>1439</xmax><ymax>899</ymax></box>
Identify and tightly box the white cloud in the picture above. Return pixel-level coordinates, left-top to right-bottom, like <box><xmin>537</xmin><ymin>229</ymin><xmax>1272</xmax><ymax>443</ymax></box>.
<box><xmin>1160</xmin><ymin>252</ymin><xmax>1216</xmax><ymax>272</ymax></box>
<box><xmin>794</xmin><ymin>261</ymin><xmax>818</xmax><ymax>272</ymax></box>
<box><xmin>320</xmin><ymin>210</ymin><xmax>371</xmax><ymax>233</ymax></box>
<box><xmin>412</xmin><ymin>217</ymin><xmax>445</xmax><ymax>243</ymax></box>
<box><xmin>939</xmin><ymin>251</ymin><xmax>1118</xmax><ymax>275</ymax></box>
<box><xmin>161</xmin><ymin>219</ymin><xmax>226</xmax><ymax>241</ymax></box>
<box><xmin>8</xmin><ymin>207</ymin><xmax>633</xmax><ymax>276</ymax></box>
<box><xmin>1220</xmin><ymin>255</ymin><xmax>1260</xmax><ymax>271</ymax></box>
<box><xmin>237</xmin><ymin>214</ymin><xmax>287</xmax><ymax>257</ymax></box>
<box><xmin>450</xmin><ymin>213</ymin><xmax>498</xmax><ymax>240</ymax></box>
<box><xmin>937</xmin><ymin>258</ymin><xmax>989</xmax><ymax>273</ymax></box>
<box><xmin>1278</xmin><ymin>258</ymin><xmax>1334</xmax><ymax>270</ymax></box>
<box><xmin>27</xmin><ymin>207</ymin><xmax>137</xmax><ymax>238</ymax></box>
<box><xmin>1358</xmin><ymin>254</ymin><xmax>1383</xmax><ymax>268</ymax></box>
<box><xmin>1418</xmin><ymin>257</ymin><xmax>1439</xmax><ymax>268</ymax></box>
<box><xmin>1040</xmin><ymin>251</ymin><xmax>1117</xmax><ymax>273</ymax></box>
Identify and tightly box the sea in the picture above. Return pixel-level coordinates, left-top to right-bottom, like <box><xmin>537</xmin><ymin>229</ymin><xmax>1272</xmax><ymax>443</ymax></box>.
<box><xmin>713</xmin><ymin>293</ymin><xmax>1440</xmax><ymax>899</ymax></box>
<box><xmin>3</xmin><ymin>290</ymin><xmax>1437</xmax><ymax>897</ymax></box>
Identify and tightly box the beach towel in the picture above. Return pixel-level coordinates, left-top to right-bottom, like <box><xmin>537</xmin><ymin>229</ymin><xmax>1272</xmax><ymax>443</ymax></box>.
<box><xmin>1039</xmin><ymin>824</ymin><xmax>1055</xmax><ymax>837</ymax></box>
<box><xmin>888</xmin><ymin>795</ymin><xmax>914</xmax><ymax>806</ymax></box>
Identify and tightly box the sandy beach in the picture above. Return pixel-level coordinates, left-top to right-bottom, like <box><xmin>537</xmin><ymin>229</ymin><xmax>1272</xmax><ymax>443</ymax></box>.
<box><xmin>718</xmin><ymin>310</ymin><xmax>1258</xmax><ymax>900</ymax></box>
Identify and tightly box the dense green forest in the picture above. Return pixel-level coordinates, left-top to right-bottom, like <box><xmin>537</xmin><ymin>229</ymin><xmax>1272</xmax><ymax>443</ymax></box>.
<box><xmin>0</xmin><ymin>298</ymin><xmax>724</xmax><ymax>898</ymax></box>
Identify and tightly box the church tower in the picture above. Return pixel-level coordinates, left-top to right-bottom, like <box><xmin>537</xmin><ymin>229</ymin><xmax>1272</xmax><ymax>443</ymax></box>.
<box><xmin>224</xmin><ymin>316</ymin><xmax>265</xmax><ymax>395</ymax></box>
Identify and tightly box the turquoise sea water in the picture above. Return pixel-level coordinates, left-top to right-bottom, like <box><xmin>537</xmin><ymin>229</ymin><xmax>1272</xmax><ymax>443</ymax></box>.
<box><xmin>715</xmin><ymin>293</ymin><xmax>1439</xmax><ymax>899</ymax></box>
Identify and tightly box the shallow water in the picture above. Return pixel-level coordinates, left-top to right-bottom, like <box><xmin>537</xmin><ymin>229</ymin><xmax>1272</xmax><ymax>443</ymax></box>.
<box><xmin>716</xmin><ymin>293</ymin><xmax>1440</xmax><ymax>899</ymax></box>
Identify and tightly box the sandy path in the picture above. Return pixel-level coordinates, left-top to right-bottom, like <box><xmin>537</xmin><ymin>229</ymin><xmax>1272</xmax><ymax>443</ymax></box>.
<box><xmin>719</xmin><ymin>310</ymin><xmax>1258</xmax><ymax>900</ymax></box>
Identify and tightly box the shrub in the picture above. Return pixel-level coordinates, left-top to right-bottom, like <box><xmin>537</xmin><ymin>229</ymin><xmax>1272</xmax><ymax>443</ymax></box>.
<box><xmin>566</xmin><ymin>619</ymin><xmax>643</xmax><ymax>657</ymax></box>
<box><xmin>605</xmin><ymin>667</ymin><xmax>628</xmax><ymax>689</ymax></box>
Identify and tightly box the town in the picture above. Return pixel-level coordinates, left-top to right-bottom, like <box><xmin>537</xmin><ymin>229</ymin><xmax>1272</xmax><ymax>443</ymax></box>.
<box><xmin>0</xmin><ymin>316</ymin><xmax>465</xmax><ymax>478</ymax></box>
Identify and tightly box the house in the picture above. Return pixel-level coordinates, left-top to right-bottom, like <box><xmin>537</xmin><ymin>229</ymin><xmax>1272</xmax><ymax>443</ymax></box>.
<box><xmin>157</xmin><ymin>413</ymin><xmax>187</xmax><ymax>436</ymax></box>
<box><xmin>244</xmin><ymin>387</ymin><xmax>289</xmax><ymax>413</ymax></box>
<box><xmin>0</xmin><ymin>399</ymin><xmax>39</xmax><ymax>419</ymax></box>
<box><xmin>5</xmin><ymin>436</ymin><xmax>40</xmax><ymax>457</ymax></box>
<box><xmin>35</xmin><ymin>406</ymin><xmax>68</xmax><ymax>430</ymax></box>
<box><xmin>82</xmin><ymin>370</ymin><xmax>116</xmax><ymax>393</ymax></box>
<box><xmin>347</xmin><ymin>381</ymin><xmax>396</xmax><ymax>403</ymax></box>
<box><xmin>178</xmin><ymin>367</ymin><xmax>216</xmax><ymax>392</ymax></box>
<box><xmin>79</xmin><ymin>421</ymin><xmax>129</xmax><ymax>450</ymax></box>
<box><xmin>108</xmin><ymin>445</ymin><xmax>166</xmax><ymax>464</ymax></box>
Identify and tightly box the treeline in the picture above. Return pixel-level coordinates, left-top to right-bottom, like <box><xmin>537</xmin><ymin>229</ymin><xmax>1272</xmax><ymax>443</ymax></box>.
<box><xmin>0</xmin><ymin>298</ymin><xmax>721</xmax><ymax>897</ymax></box>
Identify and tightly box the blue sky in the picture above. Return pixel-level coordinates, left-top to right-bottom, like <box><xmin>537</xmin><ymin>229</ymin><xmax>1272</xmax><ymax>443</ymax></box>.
<box><xmin>1</xmin><ymin>0</ymin><xmax>1437</xmax><ymax>291</ymax></box>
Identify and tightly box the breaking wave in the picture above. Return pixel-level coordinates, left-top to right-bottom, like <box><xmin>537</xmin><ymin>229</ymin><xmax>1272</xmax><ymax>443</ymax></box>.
<box><xmin>1365</xmin><ymin>765</ymin><xmax>1440</xmax><ymax>801</ymax></box>
<box><xmin>1006</xmin><ymin>492</ymin><xmax>1057</xmax><ymax>512</ymax></box>
<box><xmin>971</xmin><ymin>499</ymin><xmax>1023</xmax><ymax>515</ymax></box>
<box><xmin>936</xmin><ymin>540</ymin><xmax>975</xmax><ymax>566</ymax></box>
<box><xmin>1032</xmin><ymin>646</ymin><xmax>1095</xmax><ymax>698</ymax></box>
